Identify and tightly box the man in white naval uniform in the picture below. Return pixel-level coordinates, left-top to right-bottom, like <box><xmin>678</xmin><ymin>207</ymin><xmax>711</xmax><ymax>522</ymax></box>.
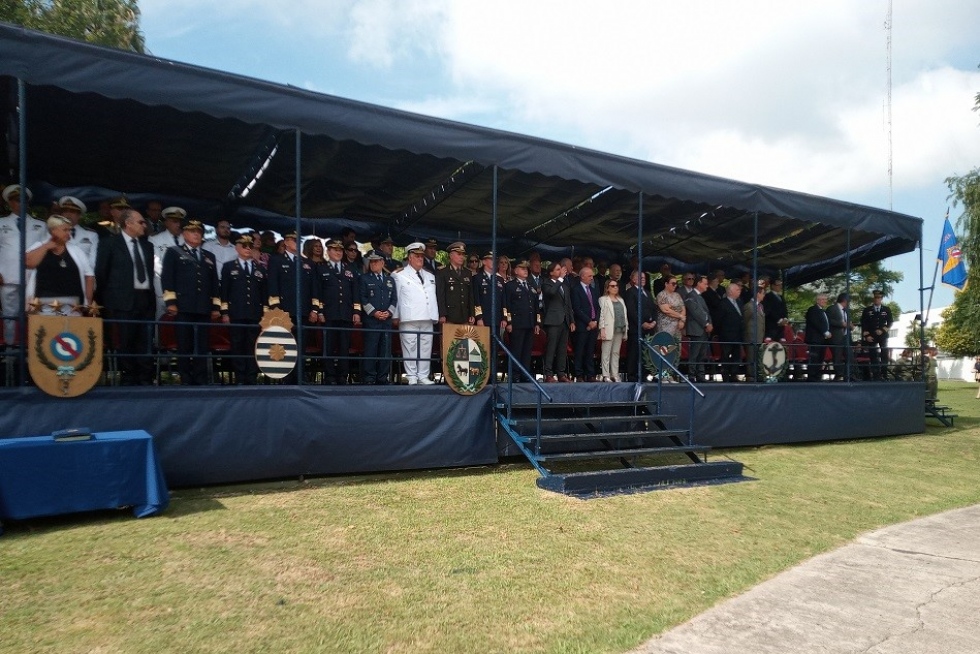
<box><xmin>0</xmin><ymin>185</ymin><xmax>47</xmax><ymax>343</ymax></box>
<box><xmin>392</xmin><ymin>241</ymin><xmax>439</xmax><ymax>385</ymax></box>
<box><xmin>148</xmin><ymin>206</ymin><xmax>186</xmax><ymax>319</ymax></box>
<box><xmin>57</xmin><ymin>196</ymin><xmax>99</xmax><ymax>271</ymax></box>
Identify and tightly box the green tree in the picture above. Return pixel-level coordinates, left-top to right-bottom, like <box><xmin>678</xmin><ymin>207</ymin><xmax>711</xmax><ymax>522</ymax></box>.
<box><xmin>784</xmin><ymin>261</ymin><xmax>903</xmax><ymax>324</ymax></box>
<box><xmin>2</xmin><ymin>0</ymin><xmax>145</xmax><ymax>52</ymax></box>
<box><xmin>935</xmin><ymin>83</ymin><xmax>980</xmax><ymax>356</ymax></box>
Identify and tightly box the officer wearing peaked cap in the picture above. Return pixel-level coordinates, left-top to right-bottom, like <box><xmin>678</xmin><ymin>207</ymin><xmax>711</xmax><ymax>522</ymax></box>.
<box><xmin>220</xmin><ymin>234</ymin><xmax>266</xmax><ymax>385</ymax></box>
<box><xmin>57</xmin><ymin>196</ymin><xmax>99</xmax><ymax>271</ymax></box>
<box><xmin>392</xmin><ymin>242</ymin><xmax>439</xmax><ymax>385</ymax></box>
<box><xmin>423</xmin><ymin>238</ymin><xmax>443</xmax><ymax>275</ymax></box>
<box><xmin>436</xmin><ymin>241</ymin><xmax>474</xmax><ymax>325</ymax></box>
<box><xmin>267</xmin><ymin>231</ymin><xmax>320</xmax><ymax>383</ymax></box>
<box><xmin>861</xmin><ymin>289</ymin><xmax>894</xmax><ymax>380</ymax></box>
<box><xmin>473</xmin><ymin>250</ymin><xmax>505</xmax><ymax>335</ymax></box>
<box><xmin>503</xmin><ymin>260</ymin><xmax>541</xmax><ymax>381</ymax></box>
<box><xmin>161</xmin><ymin>218</ymin><xmax>220</xmax><ymax>385</ymax></box>
<box><xmin>359</xmin><ymin>250</ymin><xmax>397</xmax><ymax>384</ymax></box>
<box><xmin>0</xmin><ymin>185</ymin><xmax>47</xmax><ymax>344</ymax></box>
<box><xmin>149</xmin><ymin>206</ymin><xmax>186</xmax><ymax>317</ymax></box>
<box><xmin>317</xmin><ymin>238</ymin><xmax>362</xmax><ymax>384</ymax></box>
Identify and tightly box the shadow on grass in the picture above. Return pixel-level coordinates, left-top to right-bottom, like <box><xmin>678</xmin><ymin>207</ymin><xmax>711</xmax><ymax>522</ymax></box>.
<box><xmin>169</xmin><ymin>461</ymin><xmax>530</xmax><ymax>503</ymax></box>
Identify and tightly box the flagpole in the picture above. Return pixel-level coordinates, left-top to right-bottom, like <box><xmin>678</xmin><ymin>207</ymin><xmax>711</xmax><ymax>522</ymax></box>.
<box><xmin>923</xmin><ymin>259</ymin><xmax>939</xmax><ymax>329</ymax></box>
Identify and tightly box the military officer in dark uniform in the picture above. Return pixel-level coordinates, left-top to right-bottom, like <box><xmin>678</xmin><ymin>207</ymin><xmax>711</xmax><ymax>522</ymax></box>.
<box><xmin>359</xmin><ymin>251</ymin><xmax>397</xmax><ymax>384</ymax></box>
<box><xmin>503</xmin><ymin>259</ymin><xmax>541</xmax><ymax>382</ymax></box>
<box><xmin>861</xmin><ymin>289</ymin><xmax>894</xmax><ymax>380</ymax></box>
<box><xmin>435</xmin><ymin>241</ymin><xmax>474</xmax><ymax>326</ymax></box>
<box><xmin>267</xmin><ymin>231</ymin><xmax>320</xmax><ymax>383</ymax></box>
<box><xmin>317</xmin><ymin>238</ymin><xmax>362</xmax><ymax>384</ymax></box>
<box><xmin>161</xmin><ymin>219</ymin><xmax>220</xmax><ymax>385</ymax></box>
<box><xmin>473</xmin><ymin>251</ymin><xmax>505</xmax><ymax>335</ymax></box>
<box><xmin>378</xmin><ymin>235</ymin><xmax>401</xmax><ymax>273</ymax></box>
<box><xmin>220</xmin><ymin>234</ymin><xmax>266</xmax><ymax>385</ymax></box>
<box><xmin>423</xmin><ymin>238</ymin><xmax>443</xmax><ymax>276</ymax></box>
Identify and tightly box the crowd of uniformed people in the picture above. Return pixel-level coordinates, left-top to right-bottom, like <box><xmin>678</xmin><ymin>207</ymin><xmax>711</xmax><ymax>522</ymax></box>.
<box><xmin>1</xmin><ymin>184</ymin><xmax>902</xmax><ymax>386</ymax></box>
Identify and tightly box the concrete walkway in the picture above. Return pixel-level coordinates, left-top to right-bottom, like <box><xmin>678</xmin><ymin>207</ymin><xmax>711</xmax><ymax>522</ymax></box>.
<box><xmin>630</xmin><ymin>504</ymin><xmax>980</xmax><ymax>654</ymax></box>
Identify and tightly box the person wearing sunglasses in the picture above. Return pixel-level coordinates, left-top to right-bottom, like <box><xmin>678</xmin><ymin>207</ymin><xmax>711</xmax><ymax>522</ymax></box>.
<box><xmin>597</xmin><ymin>278</ymin><xmax>628</xmax><ymax>382</ymax></box>
<box><xmin>94</xmin><ymin>208</ymin><xmax>157</xmax><ymax>385</ymax></box>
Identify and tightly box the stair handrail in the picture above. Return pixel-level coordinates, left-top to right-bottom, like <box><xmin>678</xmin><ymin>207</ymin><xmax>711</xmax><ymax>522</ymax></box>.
<box><xmin>642</xmin><ymin>339</ymin><xmax>704</xmax><ymax>446</ymax></box>
<box><xmin>493</xmin><ymin>336</ymin><xmax>552</xmax><ymax>449</ymax></box>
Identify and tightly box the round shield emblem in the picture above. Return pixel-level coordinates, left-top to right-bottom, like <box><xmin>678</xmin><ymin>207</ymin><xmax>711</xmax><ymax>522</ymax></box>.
<box><xmin>442</xmin><ymin>324</ymin><xmax>491</xmax><ymax>395</ymax></box>
<box><xmin>759</xmin><ymin>341</ymin><xmax>789</xmax><ymax>382</ymax></box>
<box><xmin>643</xmin><ymin>332</ymin><xmax>680</xmax><ymax>376</ymax></box>
<box><xmin>255</xmin><ymin>326</ymin><xmax>297</xmax><ymax>379</ymax></box>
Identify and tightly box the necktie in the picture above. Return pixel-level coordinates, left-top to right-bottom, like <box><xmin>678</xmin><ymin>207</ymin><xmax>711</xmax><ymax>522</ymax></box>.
<box><xmin>71</xmin><ymin>227</ymin><xmax>76</xmax><ymax>239</ymax></box>
<box><xmin>173</xmin><ymin>234</ymin><xmax>180</xmax><ymax>246</ymax></box>
<box><xmin>376</xmin><ymin>273</ymin><xmax>382</xmax><ymax>282</ymax></box>
<box><xmin>193</xmin><ymin>248</ymin><xmax>199</xmax><ymax>261</ymax></box>
<box><xmin>585</xmin><ymin>284</ymin><xmax>594</xmax><ymax>319</ymax></box>
<box><xmin>417</xmin><ymin>270</ymin><xmax>424</xmax><ymax>284</ymax></box>
<box><xmin>132</xmin><ymin>238</ymin><xmax>146</xmax><ymax>283</ymax></box>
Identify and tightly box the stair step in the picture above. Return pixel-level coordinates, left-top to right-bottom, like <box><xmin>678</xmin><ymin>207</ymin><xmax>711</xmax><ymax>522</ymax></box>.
<box><xmin>505</xmin><ymin>400</ymin><xmax>655</xmax><ymax>411</ymax></box>
<box><xmin>535</xmin><ymin>460</ymin><xmax>746</xmax><ymax>495</ymax></box>
<box><xmin>534</xmin><ymin>445</ymin><xmax>708</xmax><ymax>462</ymax></box>
<box><xmin>509</xmin><ymin>414</ymin><xmax>675</xmax><ymax>427</ymax></box>
<box><xmin>522</xmin><ymin>429</ymin><xmax>690</xmax><ymax>443</ymax></box>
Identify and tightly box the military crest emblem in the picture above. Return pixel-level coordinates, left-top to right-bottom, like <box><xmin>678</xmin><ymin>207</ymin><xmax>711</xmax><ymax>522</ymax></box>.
<box><xmin>759</xmin><ymin>341</ymin><xmax>789</xmax><ymax>383</ymax></box>
<box><xmin>442</xmin><ymin>324</ymin><xmax>491</xmax><ymax>395</ymax></box>
<box><xmin>28</xmin><ymin>315</ymin><xmax>103</xmax><ymax>397</ymax></box>
<box><xmin>255</xmin><ymin>308</ymin><xmax>297</xmax><ymax>379</ymax></box>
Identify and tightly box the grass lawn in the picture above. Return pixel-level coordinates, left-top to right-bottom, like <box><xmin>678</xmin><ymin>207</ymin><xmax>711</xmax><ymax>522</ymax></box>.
<box><xmin>3</xmin><ymin>382</ymin><xmax>980</xmax><ymax>654</ymax></box>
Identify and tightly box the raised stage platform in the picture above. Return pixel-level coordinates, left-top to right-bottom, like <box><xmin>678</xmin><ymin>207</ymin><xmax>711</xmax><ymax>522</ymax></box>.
<box><xmin>0</xmin><ymin>381</ymin><xmax>925</xmax><ymax>488</ymax></box>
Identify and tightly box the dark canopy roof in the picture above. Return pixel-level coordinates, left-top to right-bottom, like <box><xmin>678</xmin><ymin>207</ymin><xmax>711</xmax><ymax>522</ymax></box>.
<box><xmin>0</xmin><ymin>23</ymin><xmax>921</xmax><ymax>283</ymax></box>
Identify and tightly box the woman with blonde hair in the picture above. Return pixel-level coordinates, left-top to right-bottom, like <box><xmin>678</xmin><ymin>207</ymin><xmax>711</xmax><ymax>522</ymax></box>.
<box><xmin>598</xmin><ymin>277</ymin><xmax>628</xmax><ymax>381</ymax></box>
<box><xmin>25</xmin><ymin>215</ymin><xmax>94</xmax><ymax>313</ymax></box>
<box><xmin>496</xmin><ymin>255</ymin><xmax>512</xmax><ymax>283</ymax></box>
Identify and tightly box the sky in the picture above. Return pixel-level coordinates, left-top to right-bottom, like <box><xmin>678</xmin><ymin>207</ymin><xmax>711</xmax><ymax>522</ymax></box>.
<box><xmin>137</xmin><ymin>0</ymin><xmax>980</xmax><ymax>315</ymax></box>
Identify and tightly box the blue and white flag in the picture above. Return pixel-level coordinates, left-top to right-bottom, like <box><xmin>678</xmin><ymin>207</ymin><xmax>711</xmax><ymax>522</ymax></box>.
<box><xmin>938</xmin><ymin>213</ymin><xmax>967</xmax><ymax>290</ymax></box>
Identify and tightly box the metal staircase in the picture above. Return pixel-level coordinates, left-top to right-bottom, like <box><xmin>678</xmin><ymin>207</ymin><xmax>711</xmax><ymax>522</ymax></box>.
<box><xmin>494</xmin><ymin>338</ymin><xmax>746</xmax><ymax>496</ymax></box>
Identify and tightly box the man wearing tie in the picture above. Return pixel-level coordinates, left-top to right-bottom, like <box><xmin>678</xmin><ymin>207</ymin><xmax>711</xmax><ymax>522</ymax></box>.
<box><xmin>540</xmin><ymin>261</ymin><xmax>574</xmax><ymax>382</ymax></box>
<box><xmin>861</xmin><ymin>289</ymin><xmax>894</xmax><ymax>380</ymax></box>
<box><xmin>804</xmin><ymin>293</ymin><xmax>832</xmax><ymax>381</ymax></box>
<box><xmin>148</xmin><ymin>206</ymin><xmax>186</xmax><ymax>319</ymax></box>
<box><xmin>827</xmin><ymin>292</ymin><xmax>852</xmax><ymax>381</ymax></box>
<box><xmin>359</xmin><ymin>251</ymin><xmax>397</xmax><ymax>385</ymax></box>
<box><xmin>570</xmin><ymin>266</ymin><xmax>601</xmax><ymax>382</ymax></box>
<box><xmin>503</xmin><ymin>260</ymin><xmax>540</xmax><ymax>382</ymax></box>
<box><xmin>161</xmin><ymin>219</ymin><xmax>220</xmax><ymax>385</ymax></box>
<box><xmin>422</xmin><ymin>238</ymin><xmax>443</xmax><ymax>275</ymax></box>
<box><xmin>317</xmin><ymin>239</ymin><xmax>361</xmax><ymax>384</ymax></box>
<box><xmin>94</xmin><ymin>209</ymin><xmax>156</xmax><ymax>385</ymax></box>
<box><xmin>220</xmin><ymin>234</ymin><xmax>266</xmax><ymax>385</ymax></box>
<box><xmin>623</xmin><ymin>271</ymin><xmax>657</xmax><ymax>382</ymax></box>
<box><xmin>392</xmin><ymin>242</ymin><xmax>439</xmax><ymax>385</ymax></box>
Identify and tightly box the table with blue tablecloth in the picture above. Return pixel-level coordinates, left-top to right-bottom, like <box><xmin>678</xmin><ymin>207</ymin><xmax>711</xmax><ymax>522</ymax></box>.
<box><xmin>0</xmin><ymin>430</ymin><xmax>169</xmax><ymax>530</ymax></box>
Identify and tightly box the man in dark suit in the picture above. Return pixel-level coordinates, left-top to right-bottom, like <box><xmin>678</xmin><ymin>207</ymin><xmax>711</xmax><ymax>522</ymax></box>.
<box><xmin>570</xmin><ymin>266</ymin><xmax>600</xmax><ymax>381</ymax></box>
<box><xmin>219</xmin><ymin>234</ymin><xmax>266</xmax><ymax>385</ymax></box>
<box><xmin>860</xmin><ymin>289</ymin><xmax>894</xmax><ymax>380</ymax></box>
<box><xmin>503</xmin><ymin>260</ymin><xmax>540</xmax><ymax>382</ymax></box>
<box><xmin>540</xmin><ymin>261</ymin><xmax>574</xmax><ymax>382</ymax></box>
<box><xmin>359</xmin><ymin>252</ymin><xmax>397</xmax><ymax>385</ymax></box>
<box><xmin>826</xmin><ymin>292</ymin><xmax>852</xmax><ymax>381</ymax></box>
<box><xmin>623</xmin><ymin>271</ymin><xmax>657</xmax><ymax>381</ymax></box>
<box><xmin>684</xmin><ymin>275</ymin><xmax>713</xmax><ymax>382</ymax></box>
<box><xmin>161</xmin><ymin>219</ymin><xmax>220</xmax><ymax>385</ymax></box>
<box><xmin>317</xmin><ymin>239</ymin><xmax>361</xmax><ymax>384</ymax></box>
<box><xmin>94</xmin><ymin>209</ymin><xmax>156</xmax><ymax>385</ymax></box>
<box><xmin>715</xmin><ymin>281</ymin><xmax>744</xmax><ymax>382</ymax></box>
<box><xmin>762</xmin><ymin>278</ymin><xmax>789</xmax><ymax>341</ymax></box>
<box><xmin>267</xmin><ymin>231</ymin><xmax>320</xmax><ymax>384</ymax></box>
<box><xmin>473</xmin><ymin>251</ymin><xmax>505</xmax><ymax>335</ymax></box>
<box><xmin>805</xmin><ymin>293</ymin><xmax>832</xmax><ymax>381</ymax></box>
